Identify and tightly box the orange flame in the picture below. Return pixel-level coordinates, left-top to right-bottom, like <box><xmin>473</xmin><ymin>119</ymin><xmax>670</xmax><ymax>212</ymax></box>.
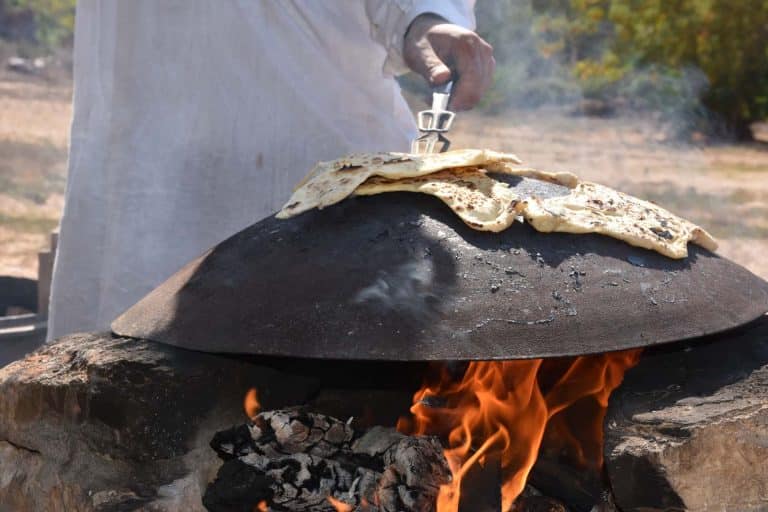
<box><xmin>244</xmin><ymin>388</ymin><xmax>261</xmax><ymax>419</ymax></box>
<box><xmin>327</xmin><ymin>496</ymin><xmax>354</xmax><ymax>512</ymax></box>
<box><xmin>398</xmin><ymin>350</ymin><xmax>641</xmax><ymax>511</ymax></box>
<box><xmin>254</xmin><ymin>500</ymin><xmax>268</xmax><ymax>512</ymax></box>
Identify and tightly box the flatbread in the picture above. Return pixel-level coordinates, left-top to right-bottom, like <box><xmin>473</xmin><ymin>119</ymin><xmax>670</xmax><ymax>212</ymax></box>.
<box><xmin>354</xmin><ymin>168</ymin><xmax>520</xmax><ymax>232</ymax></box>
<box><xmin>276</xmin><ymin>149</ymin><xmax>522</xmax><ymax>219</ymax></box>
<box><xmin>277</xmin><ymin>150</ymin><xmax>717</xmax><ymax>259</ymax></box>
<box><xmin>517</xmin><ymin>181</ymin><xmax>718</xmax><ymax>258</ymax></box>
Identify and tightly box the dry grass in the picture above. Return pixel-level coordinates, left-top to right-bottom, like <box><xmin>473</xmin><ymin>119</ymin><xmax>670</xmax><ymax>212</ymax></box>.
<box><xmin>0</xmin><ymin>75</ymin><xmax>70</xmax><ymax>277</ymax></box>
<box><xmin>1</xmin><ymin>76</ymin><xmax>766</xmax><ymax>281</ymax></box>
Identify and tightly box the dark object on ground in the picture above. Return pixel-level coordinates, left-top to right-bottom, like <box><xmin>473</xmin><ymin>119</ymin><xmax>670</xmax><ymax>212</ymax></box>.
<box><xmin>604</xmin><ymin>314</ymin><xmax>768</xmax><ymax>512</ymax></box>
<box><xmin>570</xmin><ymin>98</ymin><xmax>615</xmax><ymax>118</ymax></box>
<box><xmin>0</xmin><ymin>276</ymin><xmax>37</xmax><ymax>315</ymax></box>
<box><xmin>0</xmin><ymin>276</ymin><xmax>44</xmax><ymax>368</ymax></box>
<box><xmin>0</xmin><ymin>319</ymin><xmax>45</xmax><ymax>368</ymax></box>
<box><xmin>113</xmin><ymin>182</ymin><xmax>768</xmax><ymax>360</ymax></box>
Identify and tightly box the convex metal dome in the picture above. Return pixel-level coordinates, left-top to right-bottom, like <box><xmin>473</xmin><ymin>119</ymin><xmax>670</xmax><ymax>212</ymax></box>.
<box><xmin>112</xmin><ymin>178</ymin><xmax>768</xmax><ymax>360</ymax></box>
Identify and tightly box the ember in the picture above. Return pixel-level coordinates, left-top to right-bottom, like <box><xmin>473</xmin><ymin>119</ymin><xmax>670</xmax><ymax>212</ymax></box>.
<box><xmin>398</xmin><ymin>350</ymin><xmax>641</xmax><ymax>511</ymax></box>
<box><xmin>327</xmin><ymin>496</ymin><xmax>353</xmax><ymax>511</ymax></box>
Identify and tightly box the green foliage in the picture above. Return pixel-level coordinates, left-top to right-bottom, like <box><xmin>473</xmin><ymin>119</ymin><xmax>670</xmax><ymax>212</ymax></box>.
<box><xmin>607</xmin><ymin>0</ymin><xmax>768</xmax><ymax>134</ymax></box>
<box><xmin>522</xmin><ymin>0</ymin><xmax>768</xmax><ymax>135</ymax></box>
<box><xmin>2</xmin><ymin>0</ymin><xmax>75</xmax><ymax>50</ymax></box>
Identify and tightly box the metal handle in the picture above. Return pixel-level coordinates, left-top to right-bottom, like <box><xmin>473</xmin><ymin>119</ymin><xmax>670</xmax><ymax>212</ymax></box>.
<box><xmin>411</xmin><ymin>81</ymin><xmax>455</xmax><ymax>154</ymax></box>
<box><xmin>417</xmin><ymin>110</ymin><xmax>455</xmax><ymax>132</ymax></box>
<box><xmin>431</xmin><ymin>81</ymin><xmax>452</xmax><ymax>111</ymax></box>
<box><xmin>433</xmin><ymin>81</ymin><xmax>453</xmax><ymax>96</ymax></box>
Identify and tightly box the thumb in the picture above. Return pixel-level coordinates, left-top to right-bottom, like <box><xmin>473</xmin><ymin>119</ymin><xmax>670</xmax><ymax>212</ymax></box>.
<box><xmin>420</xmin><ymin>47</ymin><xmax>452</xmax><ymax>86</ymax></box>
<box><xmin>406</xmin><ymin>40</ymin><xmax>452</xmax><ymax>86</ymax></box>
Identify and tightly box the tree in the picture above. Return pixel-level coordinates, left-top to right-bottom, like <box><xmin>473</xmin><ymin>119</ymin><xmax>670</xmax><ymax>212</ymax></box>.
<box><xmin>608</xmin><ymin>0</ymin><xmax>768</xmax><ymax>137</ymax></box>
<box><xmin>1</xmin><ymin>0</ymin><xmax>75</xmax><ymax>49</ymax></box>
<box><xmin>530</xmin><ymin>0</ymin><xmax>768</xmax><ymax>137</ymax></box>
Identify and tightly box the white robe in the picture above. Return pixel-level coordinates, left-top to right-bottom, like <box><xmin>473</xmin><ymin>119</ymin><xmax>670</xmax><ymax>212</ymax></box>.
<box><xmin>47</xmin><ymin>1</ymin><xmax>474</xmax><ymax>340</ymax></box>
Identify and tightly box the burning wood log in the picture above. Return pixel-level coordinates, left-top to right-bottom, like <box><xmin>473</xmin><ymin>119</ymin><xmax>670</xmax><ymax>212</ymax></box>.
<box><xmin>514</xmin><ymin>494</ymin><xmax>569</xmax><ymax>512</ymax></box>
<box><xmin>457</xmin><ymin>451</ymin><xmax>502</xmax><ymax>512</ymax></box>
<box><xmin>203</xmin><ymin>408</ymin><xmax>451</xmax><ymax>512</ymax></box>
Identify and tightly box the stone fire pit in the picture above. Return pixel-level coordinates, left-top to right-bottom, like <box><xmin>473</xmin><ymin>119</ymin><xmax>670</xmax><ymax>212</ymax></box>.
<box><xmin>0</xmin><ymin>315</ymin><xmax>766</xmax><ymax>512</ymax></box>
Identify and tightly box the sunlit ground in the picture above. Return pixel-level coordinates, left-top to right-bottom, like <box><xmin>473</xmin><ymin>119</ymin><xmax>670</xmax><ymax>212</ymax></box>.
<box><xmin>0</xmin><ymin>76</ymin><xmax>69</xmax><ymax>278</ymax></box>
<box><xmin>1</xmin><ymin>74</ymin><xmax>766</xmax><ymax>281</ymax></box>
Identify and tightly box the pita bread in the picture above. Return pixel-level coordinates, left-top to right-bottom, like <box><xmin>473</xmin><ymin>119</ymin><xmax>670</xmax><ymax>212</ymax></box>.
<box><xmin>276</xmin><ymin>149</ymin><xmax>522</xmax><ymax>219</ymax></box>
<box><xmin>354</xmin><ymin>168</ymin><xmax>520</xmax><ymax>232</ymax></box>
<box><xmin>517</xmin><ymin>181</ymin><xmax>718</xmax><ymax>258</ymax></box>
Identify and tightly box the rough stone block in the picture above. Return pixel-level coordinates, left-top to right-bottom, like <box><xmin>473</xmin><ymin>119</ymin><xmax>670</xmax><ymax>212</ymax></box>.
<box><xmin>604</xmin><ymin>315</ymin><xmax>768</xmax><ymax>512</ymax></box>
<box><xmin>0</xmin><ymin>332</ymin><xmax>318</xmax><ymax>511</ymax></box>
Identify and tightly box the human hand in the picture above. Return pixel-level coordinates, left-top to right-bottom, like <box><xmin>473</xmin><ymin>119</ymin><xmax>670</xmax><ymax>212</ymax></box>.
<box><xmin>403</xmin><ymin>13</ymin><xmax>495</xmax><ymax>111</ymax></box>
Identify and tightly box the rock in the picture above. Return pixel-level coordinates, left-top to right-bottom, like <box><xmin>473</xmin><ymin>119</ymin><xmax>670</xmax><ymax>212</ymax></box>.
<box><xmin>0</xmin><ymin>332</ymin><xmax>319</xmax><ymax>511</ymax></box>
<box><xmin>604</xmin><ymin>315</ymin><xmax>768</xmax><ymax>512</ymax></box>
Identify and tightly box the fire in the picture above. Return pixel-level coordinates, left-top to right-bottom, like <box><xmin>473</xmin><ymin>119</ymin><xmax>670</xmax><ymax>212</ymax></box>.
<box><xmin>244</xmin><ymin>388</ymin><xmax>261</xmax><ymax>419</ymax></box>
<box><xmin>255</xmin><ymin>500</ymin><xmax>268</xmax><ymax>512</ymax></box>
<box><xmin>327</xmin><ymin>496</ymin><xmax>354</xmax><ymax>511</ymax></box>
<box><xmin>398</xmin><ymin>350</ymin><xmax>641</xmax><ymax>511</ymax></box>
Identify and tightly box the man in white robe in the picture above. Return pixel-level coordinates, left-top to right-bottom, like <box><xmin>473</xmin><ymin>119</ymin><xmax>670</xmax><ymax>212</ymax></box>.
<box><xmin>48</xmin><ymin>1</ymin><xmax>495</xmax><ymax>340</ymax></box>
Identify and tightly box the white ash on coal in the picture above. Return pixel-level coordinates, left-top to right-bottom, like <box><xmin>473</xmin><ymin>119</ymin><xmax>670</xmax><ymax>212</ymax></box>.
<box><xmin>203</xmin><ymin>408</ymin><xmax>451</xmax><ymax>512</ymax></box>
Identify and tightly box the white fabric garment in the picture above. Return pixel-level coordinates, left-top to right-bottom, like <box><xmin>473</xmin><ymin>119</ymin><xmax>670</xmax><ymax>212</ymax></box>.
<box><xmin>47</xmin><ymin>0</ymin><xmax>475</xmax><ymax>340</ymax></box>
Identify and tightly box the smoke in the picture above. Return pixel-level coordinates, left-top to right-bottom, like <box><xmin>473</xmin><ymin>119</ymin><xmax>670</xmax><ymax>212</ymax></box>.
<box><xmin>617</xmin><ymin>64</ymin><xmax>715</xmax><ymax>138</ymax></box>
<box><xmin>352</xmin><ymin>258</ymin><xmax>441</xmax><ymax>319</ymax></box>
<box><xmin>470</xmin><ymin>0</ymin><xmax>719</xmax><ymax>141</ymax></box>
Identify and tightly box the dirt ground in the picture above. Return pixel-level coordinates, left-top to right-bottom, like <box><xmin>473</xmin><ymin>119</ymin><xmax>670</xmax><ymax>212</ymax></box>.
<box><xmin>1</xmin><ymin>74</ymin><xmax>766</xmax><ymax>281</ymax></box>
<box><xmin>0</xmin><ymin>74</ymin><xmax>69</xmax><ymax>278</ymax></box>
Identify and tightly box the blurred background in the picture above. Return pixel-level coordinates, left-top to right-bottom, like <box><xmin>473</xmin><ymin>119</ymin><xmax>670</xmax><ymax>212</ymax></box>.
<box><xmin>0</xmin><ymin>0</ymin><xmax>766</xmax><ymax>294</ymax></box>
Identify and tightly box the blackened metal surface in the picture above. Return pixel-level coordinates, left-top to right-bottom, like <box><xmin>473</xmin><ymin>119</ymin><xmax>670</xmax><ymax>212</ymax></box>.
<box><xmin>112</xmin><ymin>178</ymin><xmax>768</xmax><ymax>360</ymax></box>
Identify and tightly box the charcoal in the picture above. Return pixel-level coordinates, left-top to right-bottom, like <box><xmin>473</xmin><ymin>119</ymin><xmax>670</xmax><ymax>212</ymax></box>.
<box><xmin>210</xmin><ymin>424</ymin><xmax>259</xmax><ymax>460</ymax></box>
<box><xmin>204</xmin><ymin>408</ymin><xmax>450</xmax><ymax>512</ymax></box>
<box><xmin>514</xmin><ymin>494</ymin><xmax>569</xmax><ymax>512</ymax></box>
<box><xmin>203</xmin><ymin>459</ymin><xmax>274</xmax><ymax>512</ymax></box>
